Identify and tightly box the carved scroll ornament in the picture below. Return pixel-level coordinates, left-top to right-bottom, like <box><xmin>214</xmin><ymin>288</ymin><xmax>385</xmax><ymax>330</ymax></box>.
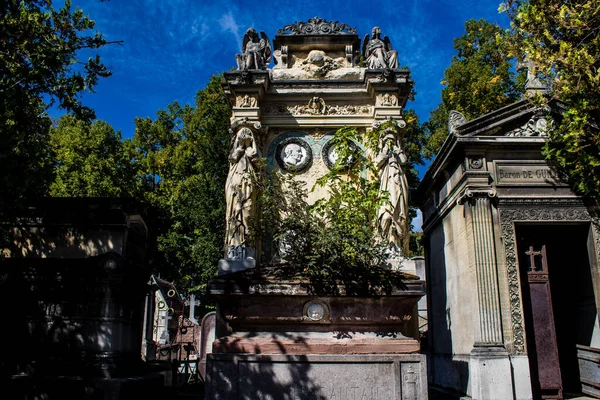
<box><xmin>448</xmin><ymin>110</ymin><xmax>467</xmax><ymax>135</ymax></box>
<box><xmin>277</xmin><ymin>17</ymin><xmax>356</xmax><ymax>35</ymax></box>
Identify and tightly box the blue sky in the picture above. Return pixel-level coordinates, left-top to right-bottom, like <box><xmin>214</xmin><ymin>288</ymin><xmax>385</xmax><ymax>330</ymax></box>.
<box><xmin>64</xmin><ymin>0</ymin><xmax>511</xmax><ymax>230</ymax></box>
<box><xmin>69</xmin><ymin>0</ymin><xmax>510</xmax><ymax>138</ymax></box>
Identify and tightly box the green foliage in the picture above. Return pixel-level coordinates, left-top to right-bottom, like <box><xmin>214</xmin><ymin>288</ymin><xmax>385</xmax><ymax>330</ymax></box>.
<box><xmin>408</xmin><ymin>232</ymin><xmax>424</xmax><ymax>257</ymax></box>
<box><xmin>424</xmin><ymin>19</ymin><xmax>525</xmax><ymax>158</ymax></box>
<box><xmin>401</xmin><ymin>109</ymin><xmax>427</xmax><ymax>228</ymax></box>
<box><xmin>503</xmin><ymin>0</ymin><xmax>600</xmax><ymax>202</ymax></box>
<box><xmin>129</xmin><ymin>75</ymin><xmax>231</xmax><ymax>293</ymax></box>
<box><xmin>0</xmin><ymin>0</ymin><xmax>112</xmax><ymax>222</ymax></box>
<box><xmin>257</xmin><ymin>124</ymin><xmax>418</xmax><ymax>296</ymax></box>
<box><xmin>49</xmin><ymin>115</ymin><xmax>135</xmax><ymax>197</ymax></box>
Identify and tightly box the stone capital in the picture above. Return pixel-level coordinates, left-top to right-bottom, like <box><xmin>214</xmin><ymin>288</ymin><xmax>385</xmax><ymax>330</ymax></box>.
<box><xmin>457</xmin><ymin>188</ymin><xmax>497</xmax><ymax>206</ymax></box>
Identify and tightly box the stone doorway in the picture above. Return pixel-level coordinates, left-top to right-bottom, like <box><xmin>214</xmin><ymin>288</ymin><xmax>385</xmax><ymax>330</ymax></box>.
<box><xmin>516</xmin><ymin>224</ymin><xmax>598</xmax><ymax>399</ymax></box>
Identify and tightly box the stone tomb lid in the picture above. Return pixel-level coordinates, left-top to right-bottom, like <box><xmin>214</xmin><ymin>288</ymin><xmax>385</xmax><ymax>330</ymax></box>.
<box><xmin>208</xmin><ymin>265</ymin><xmax>423</xmax><ymax>297</ymax></box>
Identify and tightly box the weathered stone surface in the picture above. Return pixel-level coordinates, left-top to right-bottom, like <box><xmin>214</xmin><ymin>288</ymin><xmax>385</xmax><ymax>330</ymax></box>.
<box><xmin>206</xmin><ymin>354</ymin><xmax>427</xmax><ymax>400</ymax></box>
<box><xmin>578</xmin><ymin>345</ymin><xmax>600</xmax><ymax>398</ymax></box>
<box><xmin>213</xmin><ymin>331</ymin><xmax>420</xmax><ymax>354</ymax></box>
<box><xmin>418</xmin><ymin>97</ymin><xmax>600</xmax><ymax>398</ymax></box>
<box><xmin>212</xmin><ymin>18</ymin><xmax>428</xmax><ymax>400</ymax></box>
<box><xmin>270</xmin><ymin>66</ymin><xmax>363</xmax><ymax>80</ymax></box>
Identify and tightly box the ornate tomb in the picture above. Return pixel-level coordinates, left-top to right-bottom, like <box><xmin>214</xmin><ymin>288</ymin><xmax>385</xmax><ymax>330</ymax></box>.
<box><xmin>205</xmin><ymin>17</ymin><xmax>428</xmax><ymax>400</ymax></box>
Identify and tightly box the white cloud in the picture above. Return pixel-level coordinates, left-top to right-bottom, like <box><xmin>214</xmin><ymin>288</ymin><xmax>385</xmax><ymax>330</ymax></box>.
<box><xmin>219</xmin><ymin>11</ymin><xmax>241</xmax><ymax>50</ymax></box>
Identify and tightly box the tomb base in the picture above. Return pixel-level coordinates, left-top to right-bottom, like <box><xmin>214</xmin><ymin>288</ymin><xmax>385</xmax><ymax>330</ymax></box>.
<box><xmin>205</xmin><ymin>353</ymin><xmax>427</xmax><ymax>400</ymax></box>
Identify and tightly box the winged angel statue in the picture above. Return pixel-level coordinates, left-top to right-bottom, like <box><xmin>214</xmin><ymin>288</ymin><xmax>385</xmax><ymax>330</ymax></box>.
<box><xmin>362</xmin><ymin>26</ymin><xmax>398</xmax><ymax>69</ymax></box>
<box><xmin>236</xmin><ymin>28</ymin><xmax>272</xmax><ymax>70</ymax></box>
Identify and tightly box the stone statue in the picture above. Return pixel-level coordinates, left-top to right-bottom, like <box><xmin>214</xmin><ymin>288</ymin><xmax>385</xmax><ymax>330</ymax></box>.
<box><xmin>225</xmin><ymin>127</ymin><xmax>259</xmax><ymax>252</ymax></box>
<box><xmin>362</xmin><ymin>27</ymin><xmax>398</xmax><ymax>69</ymax></box>
<box><xmin>236</xmin><ymin>28</ymin><xmax>272</xmax><ymax>70</ymax></box>
<box><xmin>374</xmin><ymin>125</ymin><xmax>409</xmax><ymax>253</ymax></box>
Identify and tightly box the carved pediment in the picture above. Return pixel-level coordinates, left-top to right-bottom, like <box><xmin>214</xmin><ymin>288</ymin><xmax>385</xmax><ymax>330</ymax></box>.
<box><xmin>505</xmin><ymin>114</ymin><xmax>549</xmax><ymax>137</ymax></box>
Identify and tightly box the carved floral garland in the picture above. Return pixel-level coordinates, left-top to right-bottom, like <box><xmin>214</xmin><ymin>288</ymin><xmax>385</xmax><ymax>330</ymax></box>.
<box><xmin>263</xmin><ymin>102</ymin><xmax>373</xmax><ymax>116</ymax></box>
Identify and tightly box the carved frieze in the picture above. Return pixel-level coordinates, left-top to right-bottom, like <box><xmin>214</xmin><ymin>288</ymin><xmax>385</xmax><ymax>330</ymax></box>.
<box><xmin>263</xmin><ymin>100</ymin><xmax>373</xmax><ymax>116</ymax></box>
<box><xmin>277</xmin><ymin>17</ymin><xmax>356</xmax><ymax>35</ymax></box>
<box><xmin>236</xmin><ymin>94</ymin><xmax>258</xmax><ymax>108</ymax></box>
<box><xmin>376</xmin><ymin>93</ymin><xmax>398</xmax><ymax>107</ymax></box>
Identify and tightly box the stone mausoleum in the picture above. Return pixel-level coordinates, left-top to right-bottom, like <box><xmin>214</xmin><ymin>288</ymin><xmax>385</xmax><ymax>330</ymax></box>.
<box><xmin>418</xmin><ymin>76</ymin><xmax>600</xmax><ymax>399</ymax></box>
<box><xmin>205</xmin><ymin>18</ymin><xmax>428</xmax><ymax>399</ymax></box>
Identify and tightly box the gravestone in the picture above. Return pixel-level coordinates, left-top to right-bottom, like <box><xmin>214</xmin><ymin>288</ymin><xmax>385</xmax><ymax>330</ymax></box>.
<box><xmin>198</xmin><ymin>311</ymin><xmax>216</xmax><ymax>380</ymax></box>
<box><xmin>418</xmin><ymin>100</ymin><xmax>600</xmax><ymax>399</ymax></box>
<box><xmin>205</xmin><ymin>17</ymin><xmax>427</xmax><ymax>399</ymax></box>
<box><xmin>0</xmin><ymin>198</ymin><xmax>164</xmax><ymax>399</ymax></box>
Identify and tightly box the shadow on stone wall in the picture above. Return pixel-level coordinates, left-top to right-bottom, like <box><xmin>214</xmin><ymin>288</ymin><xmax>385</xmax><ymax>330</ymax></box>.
<box><xmin>426</xmin><ymin>226</ymin><xmax>470</xmax><ymax>398</ymax></box>
<box><xmin>207</xmin><ymin>332</ymin><xmax>329</xmax><ymax>399</ymax></box>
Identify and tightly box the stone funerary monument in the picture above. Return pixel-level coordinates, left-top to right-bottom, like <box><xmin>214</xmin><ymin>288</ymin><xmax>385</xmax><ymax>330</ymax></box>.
<box><xmin>418</xmin><ymin>75</ymin><xmax>600</xmax><ymax>398</ymax></box>
<box><xmin>205</xmin><ymin>18</ymin><xmax>428</xmax><ymax>399</ymax></box>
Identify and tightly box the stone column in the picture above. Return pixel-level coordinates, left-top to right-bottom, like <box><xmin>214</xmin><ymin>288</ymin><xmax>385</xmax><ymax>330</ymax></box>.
<box><xmin>459</xmin><ymin>188</ymin><xmax>514</xmax><ymax>399</ymax></box>
<box><xmin>460</xmin><ymin>188</ymin><xmax>503</xmax><ymax>346</ymax></box>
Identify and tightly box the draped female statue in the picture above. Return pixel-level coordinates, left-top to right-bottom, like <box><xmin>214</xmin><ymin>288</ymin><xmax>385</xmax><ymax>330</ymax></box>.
<box><xmin>362</xmin><ymin>26</ymin><xmax>398</xmax><ymax>69</ymax></box>
<box><xmin>374</xmin><ymin>125</ymin><xmax>409</xmax><ymax>253</ymax></box>
<box><xmin>225</xmin><ymin>127</ymin><xmax>259</xmax><ymax>252</ymax></box>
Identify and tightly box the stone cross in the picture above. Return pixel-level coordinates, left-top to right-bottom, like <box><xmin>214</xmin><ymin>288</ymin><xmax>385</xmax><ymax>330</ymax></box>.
<box><xmin>525</xmin><ymin>245</ymin><xmax>547</xmax><ymax>272</ymax></box>
<box><xmin>186</xmin><ymin>294</ymin><xmax>200</xmax><ymax>324</ymax></box>
<box><xmin>517</xmin><ymin>54</ymin><xmax>545</xmax><ymax>95</ymax></box>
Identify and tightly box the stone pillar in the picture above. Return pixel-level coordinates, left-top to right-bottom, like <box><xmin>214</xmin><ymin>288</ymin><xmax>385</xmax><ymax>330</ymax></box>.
<box><xmin>463</xmin><ymin>189</ymin><xmax>503</xmax><ymax>346</ymax></box>
<box><xmin>459</xmin><ymin>188</ymin><xmax>514</xmax><ymax>399</ymax></box>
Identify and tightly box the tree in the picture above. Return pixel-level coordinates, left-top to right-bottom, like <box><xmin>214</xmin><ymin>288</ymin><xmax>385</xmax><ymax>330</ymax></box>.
<box><xmin>130</xmin><ymin>75</ymin><xmax>231</xmax><ymax>293</ymax></box>
<box><xmin>0</xmin><ymin>0</ymin><xmax>113</xmax><ymax>221</ymax></box>
<box><xmin>424</xmin><ymin>19</ymin><xmax>525</xmax><ymax>158</ymax></box>
<box><xmin>255</xmin><ymin>123</ymin><xmax>421</xmax><ymax>296</ymax></box>
<box><xmin>502</xmin><ymin>0</ymin><xmax>600</xmax><ymax>202</ymax></box>
<box><xmin>49</xmin><ymin>115</ymin><xmax>136</xmax><ymax>197</ymax></box>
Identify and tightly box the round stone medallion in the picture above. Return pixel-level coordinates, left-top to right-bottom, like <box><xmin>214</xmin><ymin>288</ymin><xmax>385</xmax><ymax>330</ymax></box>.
<box><xmin>322</xmin><ymin>139</ymin><xmax>359</xmax><ymax>170</ymax></box>
<box><xmin>306</xmin><ymin>302</ymin><xmax>325</xmax><ymax>321</ymax></box>
<box><xmin>303</xmin><ymin>299</ymin><xmax>329</xmax><ymax>322</ymax></box>
<box><xmin>275</xmin><ymin>137</ymin><xmax>312</xmax><ymax>172</ymax></box>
